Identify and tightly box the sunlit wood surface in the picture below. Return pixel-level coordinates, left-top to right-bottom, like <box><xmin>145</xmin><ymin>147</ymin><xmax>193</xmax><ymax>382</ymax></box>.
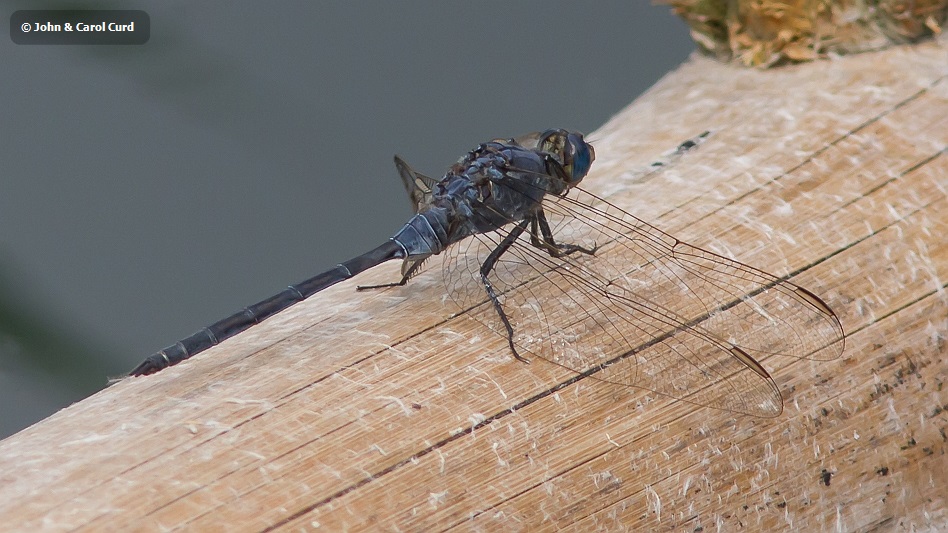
<box><xmin>1</xmin><ymin>35</ymin><xmax>945</xmax><ymax>532</ymax></box>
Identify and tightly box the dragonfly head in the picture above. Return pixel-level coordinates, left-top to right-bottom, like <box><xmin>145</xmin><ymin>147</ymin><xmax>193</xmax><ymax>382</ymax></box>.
<box><xmin>538</xmin><ymin>129</ymin><xmax>596</xmax><ymax>187</ymax></box>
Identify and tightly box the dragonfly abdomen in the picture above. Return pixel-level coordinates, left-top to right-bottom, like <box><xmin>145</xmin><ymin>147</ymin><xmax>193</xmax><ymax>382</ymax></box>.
<box><xmin>392</xmin><ymin>208</ymin><xmax>452</xmax><ymax>258</ymax></box>
<box><xmin>128</xmin><ymin>240</ymin><xmax>404</xmax><ymax>376</ymax></box>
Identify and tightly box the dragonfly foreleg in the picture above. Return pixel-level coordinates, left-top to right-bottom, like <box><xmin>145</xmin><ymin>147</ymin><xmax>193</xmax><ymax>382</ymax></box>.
<box><xmin>481</xmin><ymin>219</ymin><xmax>530</xmax><ymax>363</ymax></box>
<box><xmin>529</xmin><ymin>211</ymin><xmax>598</xmax><ymax>258</ymax></box>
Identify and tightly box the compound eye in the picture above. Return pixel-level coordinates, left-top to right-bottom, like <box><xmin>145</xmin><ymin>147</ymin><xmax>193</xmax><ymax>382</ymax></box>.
<box><xmin>563</xmin><ymin>133</ymin><xmax>594</xmax><ymax>185</ymax></box>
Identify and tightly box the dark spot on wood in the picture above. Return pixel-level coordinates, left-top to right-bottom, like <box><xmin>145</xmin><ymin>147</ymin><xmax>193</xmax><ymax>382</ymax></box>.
<box><xmin>777</xmin><ymin>501</ymin><xmax>787</xmax><ymax>509</ymax></box>
<box><xmin>599</xmin><ymin>477</ymin><xmax>623</xmax><ymax>495</ymax></box>
<box><xmin>894</xmin><ymin>359</ymin><xmax>921</xmax><ymax>385</ymax></box>
<box><xmin>820</xmin><ymin>469</ymin><xmax>833</xmax><ymax>486</ymax></box>
<box><xmin>876</xmin><ymin>466</ymin><xmax>889</xmax><ymax>476</ymax></box>
<box><xmin>868</xmin><ymin>383</ymin><xmax>889</xmax><ymax>403</ymax></box>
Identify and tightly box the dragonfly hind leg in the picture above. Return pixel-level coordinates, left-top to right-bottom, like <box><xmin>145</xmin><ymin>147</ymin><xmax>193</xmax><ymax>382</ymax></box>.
<box><xmin>480</xmin><ymin>213</ymin><xmax>597</xmax><ymax>364</ymax></box>
<box><xmin>480</xmin><ymin>219</ymin><xmax>531</xmax><ymax>363</ymax></box>
<box><xmin>529</xmin><ymin>211</ymin><xmax>598</xmax><ymax>258</ymax></box>
<box><xmin>356</xmin><ymin>258</ymin><xmax>425</xmax><ymax>291</ymax></box>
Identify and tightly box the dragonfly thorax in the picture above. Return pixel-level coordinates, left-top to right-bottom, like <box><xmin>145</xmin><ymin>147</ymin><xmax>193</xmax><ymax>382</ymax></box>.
<box><xmin>392</xmin><ymin>143</ymin><xmax>557</xmax><ymax>260</ymax></box>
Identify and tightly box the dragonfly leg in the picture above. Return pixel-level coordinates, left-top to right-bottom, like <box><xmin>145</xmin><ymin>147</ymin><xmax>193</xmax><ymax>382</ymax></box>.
<box><xmin>356</xmin><ymin>259</ymin><xmax>424</xmax><ymax>291</ymax></box>
<box><xmin>529</xmin><ymin>211</ymin><xmax>598</xmax><ymax>257</ymax></box>
<box><xmin>481</xmin><ymin>219</ymin><xmax>530</xmax><ymax>363</ymax></box>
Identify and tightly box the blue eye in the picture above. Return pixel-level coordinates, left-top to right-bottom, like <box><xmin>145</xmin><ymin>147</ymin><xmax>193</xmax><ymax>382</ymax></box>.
<box><xmin>566</xmin><ymin>133</ymin><xmax>595</xmax><ymax>183</ymax></box>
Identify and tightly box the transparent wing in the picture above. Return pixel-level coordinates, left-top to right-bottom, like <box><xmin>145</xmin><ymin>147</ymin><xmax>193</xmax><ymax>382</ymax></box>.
<box><xmin>394</xmin><ymin>155</ymin><xmax>438</xmax><ymax>214</ymax></box>
<box><xmin>442</xmin><ymin>185</ymin><xmax>844</xmax><ymax>418</ymax></box>
<box><xmin>492</xmin><ymin>131</ymin><xmax>543</xmax><ymax>150</ymax></box>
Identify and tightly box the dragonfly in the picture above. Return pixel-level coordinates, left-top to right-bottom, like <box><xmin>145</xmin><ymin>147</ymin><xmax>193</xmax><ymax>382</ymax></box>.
<box><xmin>128</xmin><ymin>129</ymin><xmax>845</xmax><ymax>417</ymax></box>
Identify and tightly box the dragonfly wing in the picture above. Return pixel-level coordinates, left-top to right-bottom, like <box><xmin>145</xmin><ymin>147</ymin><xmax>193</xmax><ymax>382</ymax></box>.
<box><xmin>441</xmin><ymin>187</ymin><xmax>843</xmax><ymax>417</ymax></box>
<box><xmin>393</xmin><ymin>155</ymin><xmax>437</xmax><ymax>213</ymax></box>
<box><xmin>492</xmin><ymin>131</ymin><xmax>543</xmax><ymax>150</ymax></box>
<box><xmin>543</xmin><ymin>188</ymin><xmax>845</xmax><ymax>363</ymax></box>
<box><xmin>443</xmin><ymin>222</ymin><xmax>785</xmax><ymax>417</ymax></box>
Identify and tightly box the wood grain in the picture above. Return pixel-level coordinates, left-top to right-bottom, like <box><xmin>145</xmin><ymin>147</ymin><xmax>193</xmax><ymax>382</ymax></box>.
<box><xmin>1</xmin><ymin>36</ymin><xmax>945</xmax><ymax>532</ymax></box>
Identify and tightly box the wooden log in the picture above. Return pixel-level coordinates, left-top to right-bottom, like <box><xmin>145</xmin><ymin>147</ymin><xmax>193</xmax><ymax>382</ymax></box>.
<box><xmin>1</xmin><ymin>35</ymin><xmax>945</xmax><ymax>532</ymax></box>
